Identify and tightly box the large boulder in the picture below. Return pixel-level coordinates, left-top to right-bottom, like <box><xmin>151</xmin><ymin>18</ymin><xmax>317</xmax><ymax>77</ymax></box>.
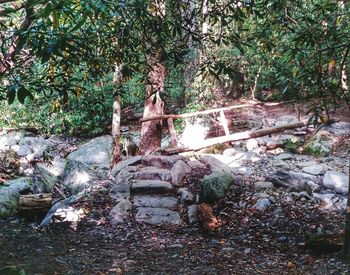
<box><xmin>63</xmin><ymin>160</ymin><xmax>104</xmax><ymax>194</ymax></box>
<box><xmin>323</xmin><ymin>171</ymin><xmax>349</xmax><ymax>194</ymax></box>
<box><xmin>0</xmin><ymin>177</ymin><xmax>31</xmax><ymax>217</ymax></box>
<box><xmin>66</xmin><ymin>135</ymin><xmax>113</xmax><ymax>173</ymax></box>
<box><xmin>200</xmin><ymin>171</ymin><xmax>235</xmax><ymax>203</ymax></box>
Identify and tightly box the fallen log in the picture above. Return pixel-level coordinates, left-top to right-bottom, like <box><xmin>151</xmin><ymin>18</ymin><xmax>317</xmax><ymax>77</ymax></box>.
<box><xmin>161</xmin><ymin>120</ymin><xmax>308</xmax><ymax>154</ymax></box>
<box><xmin>18</xmin><ymin>193</ymin><xmax>52</xmax><ymax>214</ymax></box>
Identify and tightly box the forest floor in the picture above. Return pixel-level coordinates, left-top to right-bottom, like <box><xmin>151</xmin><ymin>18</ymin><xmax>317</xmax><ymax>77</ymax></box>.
<box><xmin>1</xmin><ymin>189</ymin><xmax>350</xmax><ymax>275</ymax></box>
<box><xmin>1</xmin><ymin>100</ymin><xmax>350</xmax><ymax>275</ymax></box>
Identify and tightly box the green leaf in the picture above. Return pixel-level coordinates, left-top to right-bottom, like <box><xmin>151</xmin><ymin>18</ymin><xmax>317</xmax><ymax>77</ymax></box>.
<box><xmin>17</xmin><ymin>87</ymin><xmax>27</xmax><ymax>104</ymax></box>
<box><xmin>70</xmin><ymin>16</ymin><xmax>88</xmax><ymax>33</ymax></box>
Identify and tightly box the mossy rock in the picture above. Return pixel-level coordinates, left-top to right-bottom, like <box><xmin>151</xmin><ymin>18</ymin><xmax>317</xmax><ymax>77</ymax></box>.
<box><xmin>200</xmin><ymin>171</ymin><xmax>235</xmax><ymax>203</ymax></box>
<box><xmin>284</xmin><ymin>136</ymin><xmax>304</xmax><ymax>154</ymax></box>
<box><xmin>0</xmin><ymin>177</ymin><xmax>31</xmax><ymax>217</ymax></box>
<box><xmin>303</xmin><ymin>134</ymin><xmax>332</xmax><ymax>157</ymax></box>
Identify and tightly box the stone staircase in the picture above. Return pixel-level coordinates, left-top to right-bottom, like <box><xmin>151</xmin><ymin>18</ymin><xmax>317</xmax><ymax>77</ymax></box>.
<box><xmin>108</xmin><ymin>155</ymin><xmax>208</xmax><ymax>226</ymax></box>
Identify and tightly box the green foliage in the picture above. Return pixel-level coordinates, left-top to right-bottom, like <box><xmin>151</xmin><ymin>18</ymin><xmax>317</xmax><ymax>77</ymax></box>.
<box><xmin>0</xmin><ymin>78</ymin><xmax>114</xmax><ymax>136</ymax></box>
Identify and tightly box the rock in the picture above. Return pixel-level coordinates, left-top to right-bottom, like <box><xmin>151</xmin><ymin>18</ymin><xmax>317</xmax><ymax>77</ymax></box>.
<box><xmin>254</xmin><ymin>181</ymin><xmax>274</xmax><ymax>191</ymax></box>
<box><xmin>67</xmin><ymin>135</ymin><xmax>113</xmax><ymax>172</ymax></box>
<box><xmin>0</xmin><ymin>177</ymin><xmax>31</xmax><ymax>217</ymax></box>
<box><xmin>307</xmin><ymin>180</ymin><xmax>321</xmax><ymax>192</ymax></box>
<box><xmin>236</xmin><ymin>166</ymin><xmax>255</xmax><ymax>176</ymax></box>
<box><xmin>268</xmin><ymin>159</ymin><xmax>290</xmax><ymax>169</ymax></box>
<box><xmin>313</xmin><ymin>193</ymin><xmax>346</xmax><ymax>209</ymax></box>
<box><xmin>141</xmin><ymin>155</ymin><xmax>187</xmax><ymax>169</ymax></box>
<box><xmin>177</xmin><ymin>188</ymin><xmax>195</xmax><ymax>203</ymax></box>
<box><xmin>233</xmin><ymin>152</ymin><xmax>260</xmax><ymax>162</ymax></box>
<box><xmin>323</xmin><ymin>171</ymin><xmax>349</xmax><ymax>194</ymax></box>
<box><xmin>0</xmin><ymin>131</ymin><xmax>28</xmax><ymax>149</ymax></box>
<box><xmin>187</xmin><ymin>159</ymin><xmax>211</xmax><ymax>176</ymax></box>
<box><xmin>33</xmin><ymin>165</ymin><xmax>59</xmax><ymax>193</ymax></box>
<box><xmin>36</xmin><ymin>157</ymin><xmax>65</xmax><ymax>178</ymax></box>
<box><xmin>246</xmin><ymin>138</ymin><xmax>259</xmax><ymax>151</ymax></box>
<box><xmin>274</xmin><ymin>153</ymin><xmax>293</xmax><ymax>160</ymax></box>
<box><xmin>109</xmin><ymin>156</ymin><xmax>142</xmax><ymax>177</ymax></box>
<box><xmin>197</xmin><ymin>154</ymin><xmax>234</xmax><ymax>174</ymax></box>
<box><xmin>327</xmin><ymin>122</ymin><xmax>350</xmax><ymax>135</ymax></box>
<box><xmin>244</xmin><ymin>248</ymin><xmax>252</xmax><ymax>254</ymax></box>
<box><xmin>187</xmin><ymin>205</ymin><xmax>198</xmax><ymax>224</ymax></box>
<box><xmin>109</xmin><ymin>199</ymin><xmax>132</xmax><ymax>225</ymax></box>
<box><xmin>297</xmin><ymin>161</ymin><xmax>319</xmax><ymax>168</ymax></box>
<box><xmin>113</xmin><ymin>168</ymin><xmax>134</xmax><ymax>186</ymax></box>
<box><xmin>133</xmin><ymin>196</ymin><xmax>178</xmax><ymax>209</ymax></box>
<box><xmin>63</xmin><ymin>160</ymin><xmax>104</xmax><ymax>194</ymax></box>
<box><xmin>133</xmin><ymin>166</ymin><xmax>172</xmax><ymax>182</ymax></box>
<box><xmin>266</xmin><ymin>140</ymin><xmax>283</xmax><ymax>150</ymax></box>
<box><xmin>223</xmin><ymin>147</ymin><xmax>243</xmax><ymax>156</ymax></box>
<box><xmin>131</xmin><ymin>180</ymin><xmax>173</xmax><ymax>194</ymax></box>
<box><xmin>254</xmin><ymin>146</ymin><xmax>267</xmax><ymax>155</ymax></box>
<box><xmin>303</xmin><ymin>130</ymin><xmax>333</xmax><ymax>156</ymax></box>
<box><xmin>302</xmin><ymin>164</ymin><xmax>325</xmax><ymax>176</ymax></box>
<box><xmin>253</xmin><ymin>198</ymin><xmax>271</xmax><ymax>211</ymax></box>
<box><xmin>135</xmin><ymin>207</ymin><xmax>181</xmax><ymax>225</ymax></box>
<box><xmin>110</xmin><ymin>183</ymin><xmax>131</xmax><ymax>203</ymax></box>
<box><xmin>18</xmin><ymin>137</ymin><xmax>53</xmax><ymax>159</ymax></box>
<box><xmin>200</xmin><ymin>171</ymin><xmax>235</xmax><ymax>203</ymax></box>
<box><xmin>267</xmin><ymin>170</ymin><xmax>315</xmax><ymax>194</ymax></box>
<box><xmin>171</xmin><ymin>160</ymin><xmax>192</xmax><ymax>185</ymax></box>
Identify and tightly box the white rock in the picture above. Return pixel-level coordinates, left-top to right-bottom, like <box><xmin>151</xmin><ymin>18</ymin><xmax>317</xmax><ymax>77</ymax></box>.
<box><xmin>246</xmin><ymin>138</ymin><xmax>259</xmax><ymax>151</ymax></box>
<box><xmin>302</xmin><ymin>164</ymin><xmax>325</xmax><ymax>175</ymax></box>
<box><xmin>323</xmin><ymin>171</ymin><xmax>349</xmax><ymax>194</ymax></box>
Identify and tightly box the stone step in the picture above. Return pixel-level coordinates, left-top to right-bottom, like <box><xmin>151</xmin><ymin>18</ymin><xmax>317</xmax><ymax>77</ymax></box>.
<box><xmin>133</xmin><ymin>195</ymin><xmax>178</xmax><ymax>209</ymax></box>
<box><xmin>133</xmin><ymin>166</ymin><xmax>172</xmax><ymax>182</ymax></box>
<box><xmin>131</xmin><ymin>180</ymin><xmax>174</xmax><ymax>194</ymax></box>
<box><xmin>135</xmin><ymin>207</ymin><xmax>181</xmax><ymax>225</ymax></box>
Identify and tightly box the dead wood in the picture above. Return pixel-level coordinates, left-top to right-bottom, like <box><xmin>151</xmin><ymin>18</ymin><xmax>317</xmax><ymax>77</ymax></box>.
<box><xmin>161</xmin><ymin>120</ymin><xmax>308</xmax><ymax>154</ymax></box>
<box><xmin>18</xmin><ymin>193</ymin><xmax>52</xmax><ymax>214</ymax></box>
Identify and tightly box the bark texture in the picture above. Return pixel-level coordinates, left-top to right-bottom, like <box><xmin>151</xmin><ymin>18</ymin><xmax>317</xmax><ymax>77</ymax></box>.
<box><xmin>139</xmin><ymin>58</ymin><xmax>165</xmax><ymax>154</ymax></box>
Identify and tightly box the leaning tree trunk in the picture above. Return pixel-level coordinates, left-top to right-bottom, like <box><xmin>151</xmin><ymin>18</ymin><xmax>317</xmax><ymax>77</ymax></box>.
<box><xmin>139</xmin><ymin>53</ymin><xmax>166</xmax><ymax>154</ymax></box>
<box><xmin>343</xmin><ymin>159</ymin><xmax>350</xmax><ymax>259</ymax></box>
<box><xmin>110</xmin><ymin>64</ymin><xmax>122</xmax><ymax>168</ymax></box>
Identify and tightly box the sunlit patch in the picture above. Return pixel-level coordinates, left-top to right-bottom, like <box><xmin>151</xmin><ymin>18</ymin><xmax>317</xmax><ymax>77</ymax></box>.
<box><xmin>180</xmin><ymin>123</ymin><xmax>210</xmax><ymax>147</ymax></box>
<box><xmin>71</xmin><ymin>171</ymin><xmax>91</xmax><ymax>184</ymax></box>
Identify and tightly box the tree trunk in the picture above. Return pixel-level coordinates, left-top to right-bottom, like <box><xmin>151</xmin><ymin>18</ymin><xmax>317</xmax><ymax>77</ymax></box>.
<box><xmin>139</xmin><ymin>1</ymin><xmax>166</xmax><ymax>155</ymax></box>
<box><xmin>139</xmin><ymin>56</ymin><xmax>166</xmax><ymax>154</ymax></box>
<box><xmin>343</xmin><ymin>159</ymin><xmax>350</xmax><ymax>259</ymax></box>
<box><xmin>110</xmin><ymin>64</ymin><xmax>122</xmax><ymax>168</ymax></box>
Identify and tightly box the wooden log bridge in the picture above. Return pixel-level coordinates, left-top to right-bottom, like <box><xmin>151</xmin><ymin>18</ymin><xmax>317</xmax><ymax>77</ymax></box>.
<box><xmin>139</xmin><ymin>101</ymin><xmax>304</xmax><ymax>154</ymax></box>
